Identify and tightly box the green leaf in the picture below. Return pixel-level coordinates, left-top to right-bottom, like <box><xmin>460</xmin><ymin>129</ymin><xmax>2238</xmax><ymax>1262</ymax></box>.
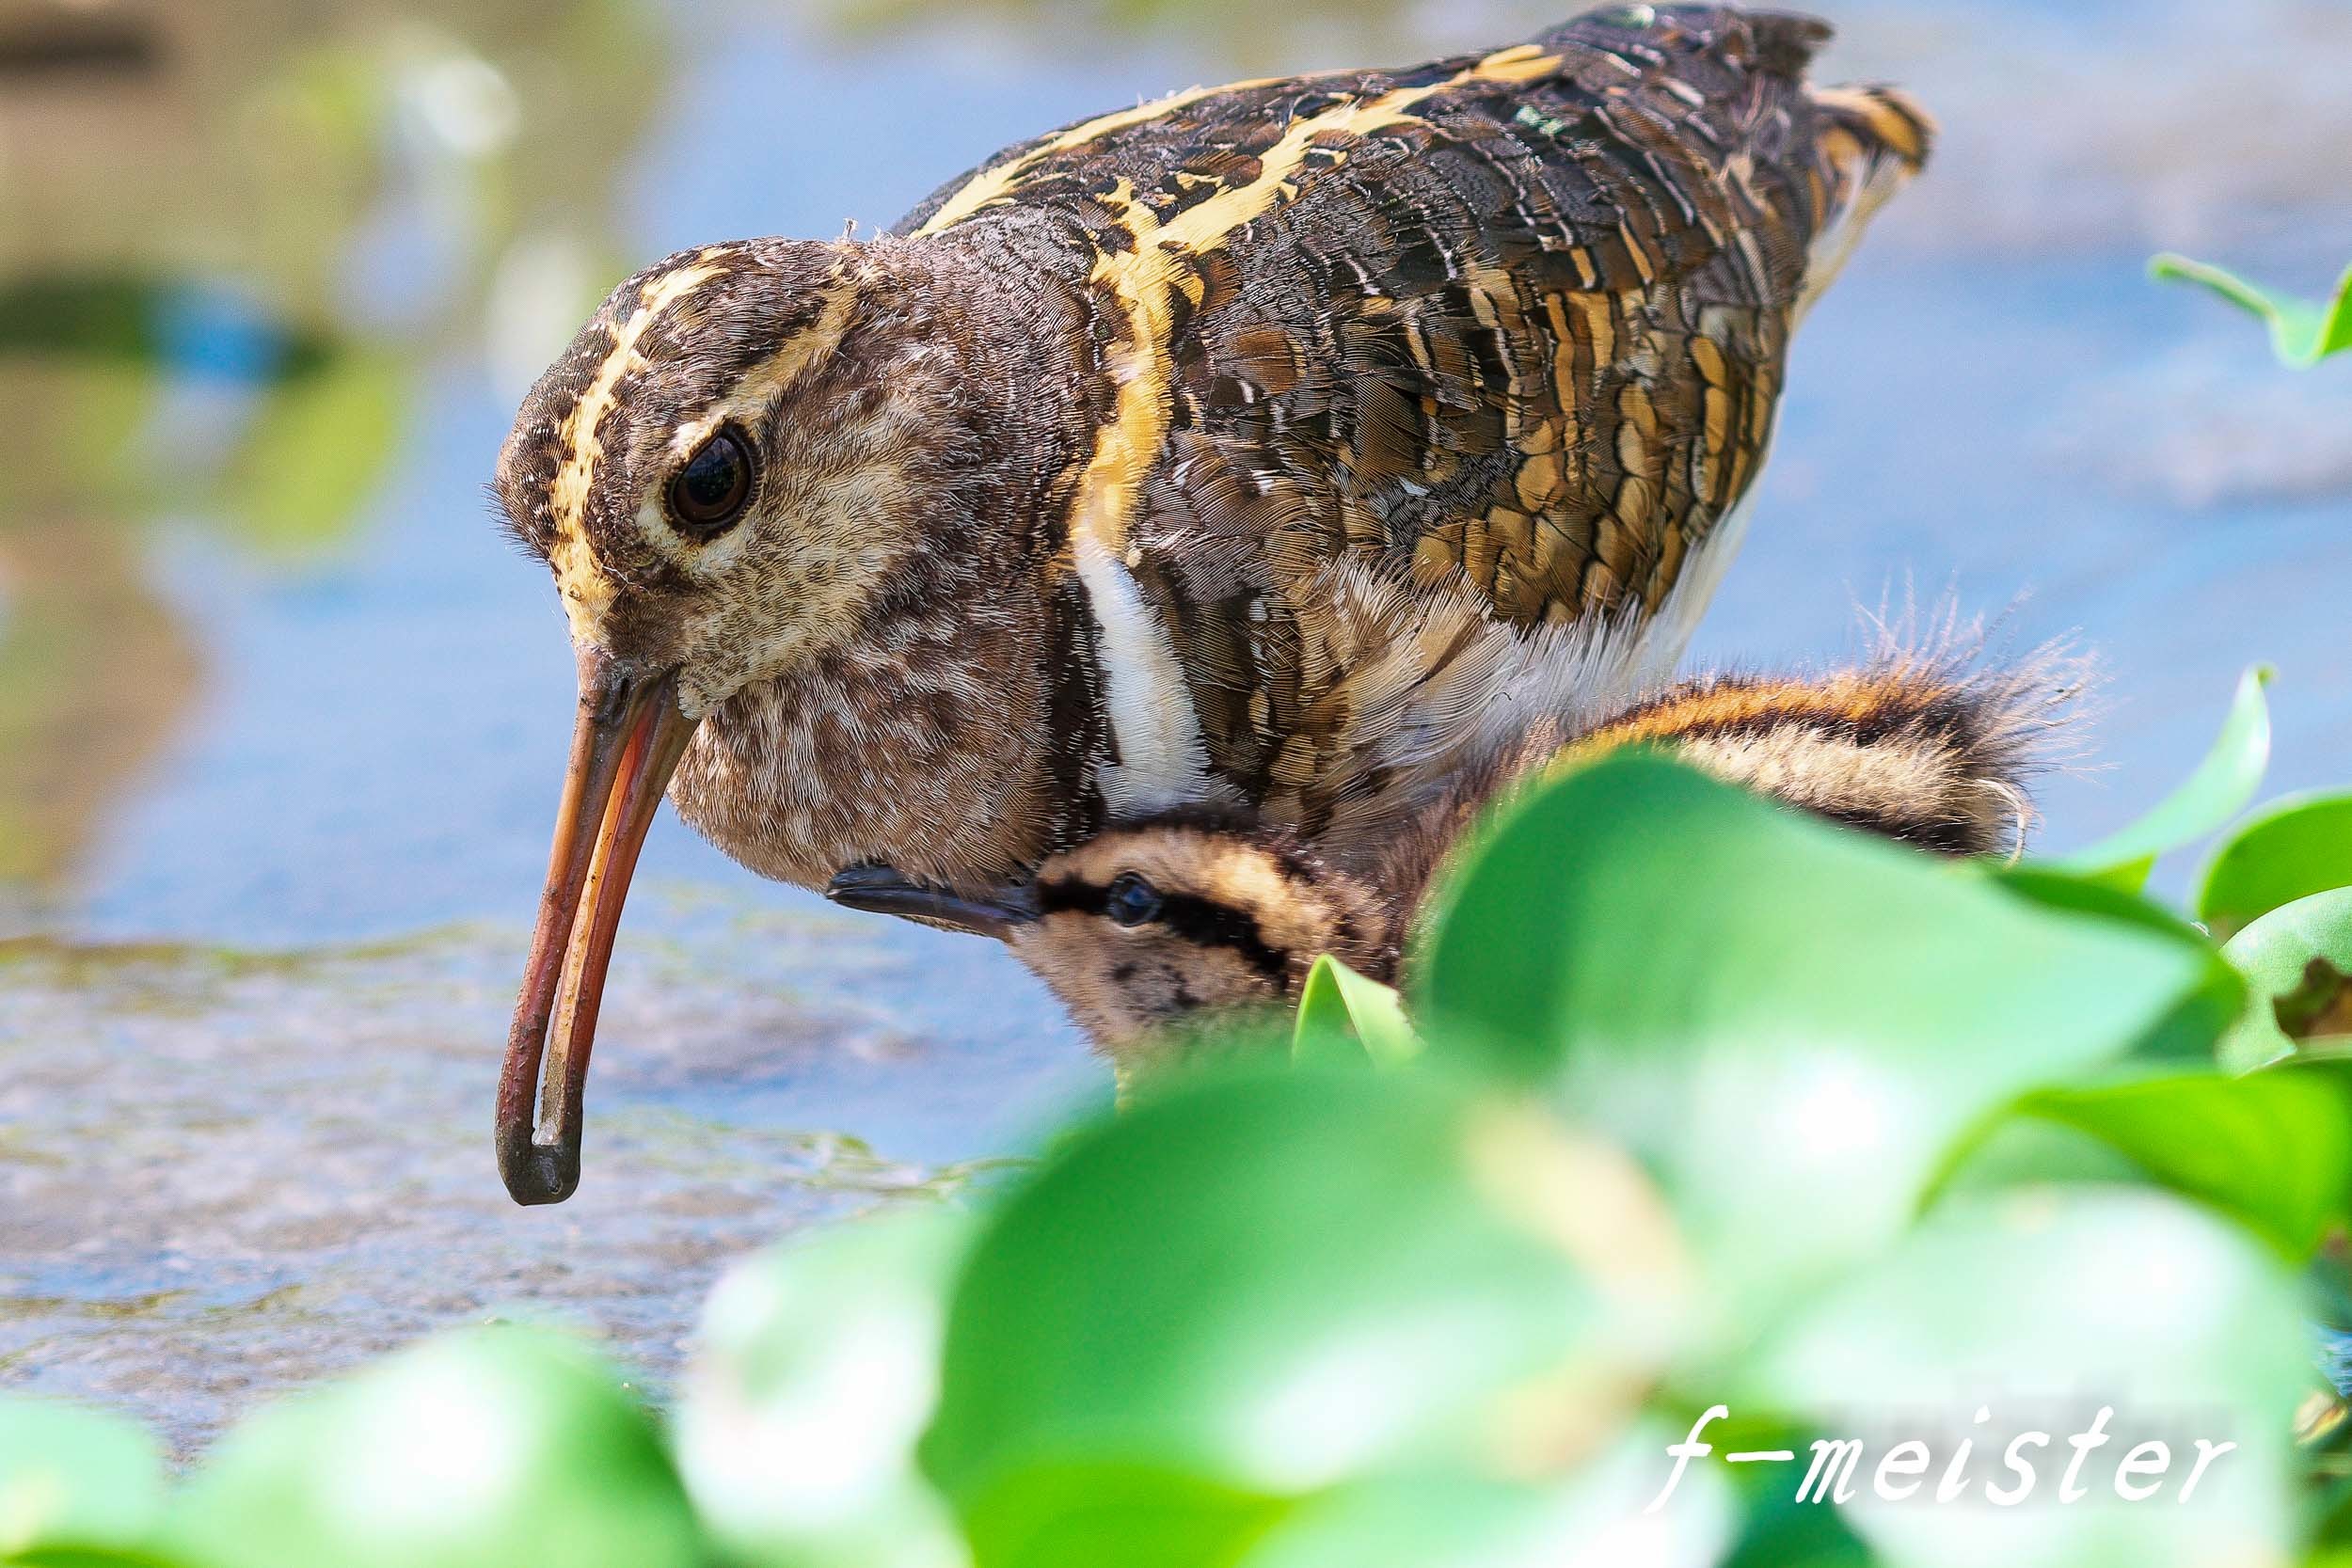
<box><xmin>1229</xmin><ymin>1474</ymin><xmax>1542</xmax><ymax>1568</ymax></box>
<box><xmin>2153</xmin><ymin>253</ymin><xmax>2352</xmax><ymax>368</ymax></box>
<box><xmin>1416</xmin><ymin>753</ymin><xmax>2219</xmax><ymax>1320</ymax></box>
<box><xmin>1989</xmin><ymin>866</ymin><xmax>2245</xmax><ymax>1059</ymax></box>
<box><xmin>1744</xmin><ymin>1191</ymin><xmax>2312</xmax><ymax>1568</ymax></box>
<box><xmin>1292</xmin><ymin>956</ymin><xmax>1422</xmax><ymax>1069</ymax></box>
<box><xmin>919</xmin><ymin>1069</ymin><xmax>1677</xmax><ymax>1566</ymax></box>
<box><xmin>952</xmin><ymin>1462</ymin><xmax>1293</xmax><ymax>1568</ymax></box>
<box><xmin>166</xmin><ymin>1326</ymin><xmax>705</xmax><ymax>1568</ymax></box>
<box><xmin>1926</xmin><ymin>1115</ymin><xmax>2153</xmax><ymax>1206</ymax></box>
<box><xmin>0</xmin><ymin>1398</ymin><xmax>166</xmax><ymax>1559</ymax></box>
<box><xmin>1235</xmin><ymin>1425</ymin><xmax>1736</xmax><ymax>1568</ymax></box>
<box><xmin>2218</xmin><ymin>887</ymin><xmax>2352</xmax><ymax>1072</ymax></box>
<box><xmin>1720</xmin><ymin>1458</ymin><xmax>1881</xmax><ymax>1568</ymax></box>
<box><xmin>2198</xmin><ymin>790</ymin><xmax>2352</xmax><ymax>941</ymax></box>
<box><xmin>675</xmin><ymin>1208</ymin><xmax>971</xmax><ymax>1568</ymax></box>
<box><xmin>2053</xmin><ymin>664</ymin><xmax>2272</xmax><ymax>892</ymax></box>
<box><xmin>1999</xmin><ymin>1067</ymin><xmax>2352</xmax><ymax>1256</ymax></box>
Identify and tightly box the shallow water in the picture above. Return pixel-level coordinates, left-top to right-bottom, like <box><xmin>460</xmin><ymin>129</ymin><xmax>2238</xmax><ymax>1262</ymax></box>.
<box><xmin>2</xmin><ymin>0</ymin><xmax>2347</xmax><ymax>1453</ymax></box>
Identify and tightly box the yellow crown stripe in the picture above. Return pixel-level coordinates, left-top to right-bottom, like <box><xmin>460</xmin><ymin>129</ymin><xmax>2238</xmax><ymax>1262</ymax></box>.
<box><xmin>548</xmin><ymin>261</ymin><xmax>724</xmax><ymax>631</ymax></box>
<box><xmin>665</xmin><ymin>275</ymin><xmax>858</xmax><ymax>458</ymax></box>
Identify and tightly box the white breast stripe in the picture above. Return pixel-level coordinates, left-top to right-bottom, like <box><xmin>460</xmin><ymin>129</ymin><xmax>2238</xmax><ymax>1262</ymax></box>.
<box><xmin>1073</xmin><ymin>536</ymin><xmax>1214</xmax><ymax>814</ymax></box>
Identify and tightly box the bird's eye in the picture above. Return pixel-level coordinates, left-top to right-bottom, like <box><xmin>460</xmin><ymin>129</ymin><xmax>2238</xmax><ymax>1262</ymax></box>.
<box><xmin>1104</xmin><ymin>872</ymin><xmax>1163</xmax><ymax>927</ymax></box>
<box><xmin>667</xmin><ymin>425</ymin><xmax>755</xmax><ymax>534</ymax></box>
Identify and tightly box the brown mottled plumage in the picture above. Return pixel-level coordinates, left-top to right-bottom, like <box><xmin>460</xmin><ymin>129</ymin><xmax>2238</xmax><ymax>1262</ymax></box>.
<box><xmin>490</xmin><ymin>6</ymin><xmax>1931</xmax><ymax>1201</ymax></box>
<box><xmin>834</xmin><ymin>653</ymin><xmax>2077</xmax><ymax>1055</ymax></box>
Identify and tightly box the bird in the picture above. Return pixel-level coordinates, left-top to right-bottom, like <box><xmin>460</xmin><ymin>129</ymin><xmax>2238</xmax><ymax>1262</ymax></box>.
<box><xmin>490</xmin><ymin>4</ymin><xmax>1932</xmax><ymax>1200</ymax></box>
<box><xmin>830</xmin><ymin>646</ymin><xmax>2076</xmax><ymax>1057</ymax></box>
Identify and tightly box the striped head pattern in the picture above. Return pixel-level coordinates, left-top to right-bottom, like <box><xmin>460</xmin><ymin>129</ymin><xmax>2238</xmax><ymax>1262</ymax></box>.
<box><xmin>492</xmin><ymin>239</ymin><xmax>973</xmax><ymax>718</ymax></box>
<box><xmin>1006</xmin><ymin>807</ymin><xmax>1399</xmax><ymax>1057</ymax></box>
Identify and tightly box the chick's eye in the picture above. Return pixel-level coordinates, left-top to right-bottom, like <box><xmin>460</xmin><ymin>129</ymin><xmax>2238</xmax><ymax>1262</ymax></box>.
<box><xmin>667</xmin><ymin>425</ymin><xmax>755</xmax><ymax>534</ymax></box>
<box><xmin>1104</xmin><ymin>872</ymin><xmax>1163</xmax><ymax>927</ymax></box>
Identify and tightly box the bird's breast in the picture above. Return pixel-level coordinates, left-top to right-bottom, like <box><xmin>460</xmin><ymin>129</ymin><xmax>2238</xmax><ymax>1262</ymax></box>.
<box><xmin>665</xmin><ymin>604</ymin><xmax>1078</xmax><ymax>893</ymax></box>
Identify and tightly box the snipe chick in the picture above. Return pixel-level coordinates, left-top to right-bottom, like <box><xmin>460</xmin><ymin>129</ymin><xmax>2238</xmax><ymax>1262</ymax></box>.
<box><xmin>493</xmin><ymin>5</ymin><xmax>1931</xmax><ymax>1199</ymax></box>
<box><xmin>834</xmin><ymin>653</ymin><xmax>2074</xmax><ymax>1056</ymax></box>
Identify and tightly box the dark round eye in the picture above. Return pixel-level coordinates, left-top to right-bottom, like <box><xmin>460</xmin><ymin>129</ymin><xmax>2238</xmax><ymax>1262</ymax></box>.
<box><xmin>667</xmin><ymin>424</ymin><xmax>755</xmax><ymax>534</ymax></box>
<box><xmin>1104</xmin><ymin>872</ymin><xmax>1163</xmax><ymax>927</ymax></box>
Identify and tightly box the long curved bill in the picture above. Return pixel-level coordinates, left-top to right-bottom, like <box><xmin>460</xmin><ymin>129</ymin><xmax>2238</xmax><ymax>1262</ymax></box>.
<box><xmin>497</xmin><ymin>647</ymin><xmax>697</xmax><ymax>1205</ymax></box>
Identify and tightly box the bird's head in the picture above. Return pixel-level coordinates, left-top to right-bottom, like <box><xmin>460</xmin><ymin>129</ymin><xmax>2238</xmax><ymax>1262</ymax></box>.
<box><xmin>493</xmin><ymin>237</ymin><xmax>981</xmax><ymax>720</ymax></box>
<box><xmin>491</xmin><ymin>237</ymin><xmax>994</xmax><ymax>1205</ymax></box>
<box><xmin>829</xmin><ymin>807</ymin><xmax>1398</xmax><ymax>1058</ymax></box>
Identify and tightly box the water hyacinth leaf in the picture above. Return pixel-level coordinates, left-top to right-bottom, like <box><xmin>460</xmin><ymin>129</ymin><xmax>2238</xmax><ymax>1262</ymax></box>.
<box><xmin>1230</xmin><ymin>1475</ymin><xmax>1550</xmax><ymax>1568</ymax></box>
<box><xmin>2152</xmin><ymin>253</ymin><xmax>2352</xmax><ymax>368</ymax></box>
<box><xmin>2053</xmin><ymin>664</ymin><xmax>2272</xmax><ymax>892</ymax></box>
<box><xmin>1926</xmin><ymin>1114</ymin><xmax>2152</xmax><ymax>1208</ymax></box>
<box><xmin>1417</xmin><ymin>753</ymin><xmax>2217</xmax><ymax>1319</ymax></box>
<box><xmin>1997</xmin><ymin>1067</ymin><xmax>2352</xmax><ymax>1256</ymax></box>
<box><xmin>2218</xmin><ymin>888</ymin><xmax>2352</xmax><ymax>1073</ymax></box>
<box><xmin>0</xmin><ymin>1397</ymin><xmax>167</xmax><ymax>1558</ymax></box>
<box><xmin>675</xmin><ymin>1207</ymin><xmax>970</xmax><ymax>1568</ymax></box>
<box><xmin>165</xmin><ymin>1326</ymin><xmax>704</xmax><ymax>1568</ymax></box>
<box><xmin>1989</xmin><ymin>866</ymin><xmax>2245</xmax><ymax>1058</ymax></box>
<box><xmin>2198</xmin><ymin>790</ymin><xmax>2352</xmax><ymax>941</ymax></box>
<box><xmin>1292</xmin><ymin>955</ymin><xmax>1422</xmax><ymax>1069</ymax></box>
<box><xmin>1235</xmin><ymin>1424</ymin><xmax>1734</xmax><ymax>1568</ymax></box>
<box><xmin>949</xmin><ymin>1465</ymin><xmax>1291</xmax><ymax>1568</ymax></box>
<box><xmin>1993</xmin><ymin>863</ymin><xmax>2215</xmax><ymax>942</ymax></box>
<box><xmin>1742</xmin><ymin>1192</ymin><xmax>2311</xmax><ymax>1568</ymax></box>
<box><xmin>1718</xmin><ymin>1460</ymin><xmax>1881</xmax><ymax>1568</ymax></box>
<box><xmin>920</xmin><ymin>1069</ymin><xmax>1681</xmax><ymax>1568</ymax></box>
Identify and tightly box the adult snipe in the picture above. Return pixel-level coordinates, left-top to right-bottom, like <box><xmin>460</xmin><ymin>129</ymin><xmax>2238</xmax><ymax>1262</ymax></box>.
<box><xmin>492</xmin><ymin>4</ymin><xmax>1931</xmax><ymax>1201</ymax></box>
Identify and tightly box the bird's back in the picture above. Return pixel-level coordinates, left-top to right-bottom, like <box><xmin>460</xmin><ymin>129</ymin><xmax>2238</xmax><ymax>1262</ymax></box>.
<box><xmin>898</xmin><ymin>6</ymin><xmax>1930</xmax><ymax>816</ymax></box>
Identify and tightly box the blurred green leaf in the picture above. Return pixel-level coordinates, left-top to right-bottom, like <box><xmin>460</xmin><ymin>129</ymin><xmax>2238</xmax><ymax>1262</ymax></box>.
<box><xmin>1292</xmin><ymin>956</ymin><xmax>1421</xmax><ymax>1069</ymax></box>
<box><xmin>1745</xmin><ymin>1191</ymin><xmax>2311</xmax><ymax>1568</ymax></box>
<box><xmin>1229</xmin><ymin>1474</ymin><xmax>1544</xmax><ymax>1568</ymax></box>
<box><xmin>920</xmin><ymin>1069</ymin><xmax>1675</xmax><ymax>1567</ymax></box>
<box><xmin>2219</xmin><ymin>888</ymin><xmax>2352</xmax><ymax>1072</ymax></box>
<box><xmin>215</xmin><ymin>346</ymin><xmax>405</xmax><ymax>553</ymax></box>
<box><xmin>1989</xmin><ymin>866</ymin><xmax>2246</xmax><ymax>1058</ymax></box>
<box><xmin>952</xmin><ymin>1463</ymin><xmax>1290</xmax><ymax>1568</ymax></box>
<box><xmin>1926</xmin><ymin>1115</ymin><xmax>2153</xmax><ymax>1206</ymax></box>
<box><xmin>166</xmin><ymin>1326</ymin><xmax>704</xmax><ymax>1568</ymax></box>
<box><xmin>2153</xmin><ymin>253</ymin><xmax>2352</xmax><ymax>368</ymax></box>
<box><xmin>1416</xmin><ymin>753</ymin><xmax>2219</xmax><ymax>1320</ymax></box>
<box><xmin>0</xmin><ymin>1397</ymin><xmax>166</xmax><ymax>1559</ymax></box>
<box><xmin>1998</xmin><ymin>1067</ymin><xmax>2352</xmax><ymax>1255</ymax></box>
<box><xmin>1719</xmin><ymin>1452</ymin><xmax>1881</xmax><ymax>1568</ymax></box>
<box><xmin>2054</xmin><ymin>665</ymin><xmax>2272</xmax><ymax>892</ymax></box>
<box><xmin>1235</xmin><ymin>1424</ymin><xmax>1735</xmax><ymax>1568</ymax></box>
<box><xmin>2199</xmin><ymin>791</ymin><xmax>2352</xmax><ymax>941</ymax></box>
<box><xmin>675</xmin><ymin>1208</ymin><xmax>971</xmax><ymax>1568</ymax></box>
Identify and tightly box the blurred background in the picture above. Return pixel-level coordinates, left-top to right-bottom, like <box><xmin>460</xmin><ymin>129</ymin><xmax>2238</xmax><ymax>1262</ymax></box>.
<box><xmin>1</xmin><ymin>0</ymin><xmax>2345</xmax><ymax>1454</ymax></box>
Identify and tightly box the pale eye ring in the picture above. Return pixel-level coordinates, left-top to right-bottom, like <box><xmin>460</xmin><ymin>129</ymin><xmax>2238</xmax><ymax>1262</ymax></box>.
<box><xmin>667</xmin><ymin>424</ymin><xmax>756</xmax><ymax>535</ymax></box>
<box><xmin>1104</xmin><ymin>872</ymin><xmax>1163</xmax><ymax>927</ymax></box>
